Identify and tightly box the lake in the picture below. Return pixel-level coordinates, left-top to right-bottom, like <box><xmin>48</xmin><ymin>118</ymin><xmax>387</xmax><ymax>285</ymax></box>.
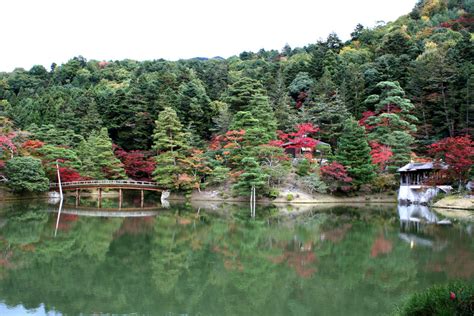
<box><xmin>0</xmin><ymin>195</ymin><xmax>472</xmax><ymax>315</ymax></box>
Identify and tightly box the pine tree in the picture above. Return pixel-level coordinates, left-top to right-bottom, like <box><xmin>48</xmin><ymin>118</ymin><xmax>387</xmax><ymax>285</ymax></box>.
<box><xmin>77</xmin><ymin>128</ymin><xmax>126</xmax><ymax>179</ymax></box>
<box><xmin>270</xmin><ymin>68</ymin><xmax>296</xmax><ymax>131</ymax></box>
<box><xmin>309</xmin><ymin>94</ymin><xmax>350</xmax><ymax>146</ymax></box>
<box><xmin>229</xmin><ymin>95</ymin><xmax>277</xmax><ymax>148</ymax></box>
<box><xmin>152</xmin><ymin>107</ymin><xmax>189</xmax><ymax>190</ymax></box>
<box><xmin>336</xmin><ymin>118</ymin><xmax>376</xmax><ymax>186</ymax></box>
<box><xmin>177</xmin><ymin>77</ymin><xmax>212</xmax><ymax>139</ymax></box>
<box><xmin>248</xmin><ymin>95</ymin><xmax>277</xmax><ymax>142</ymax></box>
<box><xmin>152</xmin><ymin>107</ymin><xmax>189</xmax><ymax>155</ymax></box>
<box><xmin>364</xmin><ymin>81</ymin><xmax>417</xmax><ymax>171</ymax></box>
<box><xmin>226</xmin><ymin>77</ymin><xmax>265</xmax><ymax>113</ymax></box>
<box><xmin>153</xmin><ymin>152</ymin><xmax>181</xmax><ymax>190</ymax></box>
<box><xmin>232</xmin><ymin>157</ymin><xmax>268</xmax><ymax>196</ymax></box>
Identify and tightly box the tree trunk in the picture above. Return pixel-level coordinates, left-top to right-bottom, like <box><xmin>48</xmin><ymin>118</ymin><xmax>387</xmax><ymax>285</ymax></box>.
<box><xmin>440</xmin><ymin>82</ymin><xmax>454</xmax><ymax>137</ymax></box>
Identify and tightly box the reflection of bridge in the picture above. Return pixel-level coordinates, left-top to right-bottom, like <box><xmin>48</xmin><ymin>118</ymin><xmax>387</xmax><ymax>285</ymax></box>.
<box><xmin>47</xmin><ymin>205</ymin><xmax>161</xmax><ymax>217</ymax></box>
<box><xmin>50</xmin><ymin>180</ymin><xmax>162</xmax><ymax>208</ymax></box>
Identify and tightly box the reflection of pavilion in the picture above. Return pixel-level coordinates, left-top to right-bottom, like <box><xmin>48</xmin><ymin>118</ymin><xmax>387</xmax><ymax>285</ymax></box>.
<box><xmin>398</xmin><ymin>204</ymin><xmax>451</xmax><ymax>228</ymax></box>
<box><xmin>398</xmin><ymin>204</ymin><xmax>449</xmax><ymax>251</ymax></box>
<box><xmin>398</xmin><ymin>204</ymin><xmax>438</xmax><ymax>224</ymax></box>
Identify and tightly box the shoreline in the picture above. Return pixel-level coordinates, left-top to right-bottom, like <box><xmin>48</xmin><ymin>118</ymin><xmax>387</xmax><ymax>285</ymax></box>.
<box><xmin>1</xmin><ymin>187</ymin><xmax>472</xmax><ymax>214</ymax></box>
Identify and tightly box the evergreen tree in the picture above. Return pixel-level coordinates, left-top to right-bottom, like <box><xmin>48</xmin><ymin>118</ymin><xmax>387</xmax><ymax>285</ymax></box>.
<box><xmin>364</xmin><ymin>81</ymin><xmax>417</xmax><ymax>171</ymax></box>
<box><xmin>232</xmin><ymin>157</ymin><xmax>268</xmax><ymax>196</ymax></box>
<box><xmin>177</xmin><ymin>76</ymin><xmax>212</xmax><ymax>139</ymax></box>
<box><xmin>211</xmin><ymin>101</ymin><xmax>232</xmax><ymax>134</ymax></box>
<box><xmin>309</xmin><ymin>94</ymin><xmax>350</xmax><ymax>146</ymax></box>
<box><xmin>5</xmin><ymin>157</ymin><xmax>49</xmax><ymax>192</ymax></box>
<box><xmin>77</xmin><ymin>128</ymin><xmax>126</xmax><ymax>179</ymax></box>
<box><xmin>153</xmin><ymin>152</ymin><xmax>180</xmax><ymax>190</ymax></box>
<box><xmin>152</xmin><ymin>107</ymin><xmax>189</xmax><ymax>155</ymax></box>
<box><xmin>270</xmin><ymin>68</ymin><xmax>295</xmax><ymax>131</ymax></box>
<box><xmin>226</xmin><ymin>77</ymin><xmax>265</xmax><ymax>113</ymax></box>
<box><xmin>335</xmin><ymin>118</ymin><xmax>376</xmax><ymax>186</ymax></box>
<box><xmin>152</xmin><ymin>107</ymin><xmax>189</xmax><ymax>190</ymax></box>
<box><xmin>248</xmin><ymin>95</ymin><xmax>277</xmax><ymax>142</ymax></box>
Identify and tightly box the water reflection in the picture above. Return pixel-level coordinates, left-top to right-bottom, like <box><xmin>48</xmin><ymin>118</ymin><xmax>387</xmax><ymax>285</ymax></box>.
<box><xmin>398</xmin><ymin>204</ymin><xmax>452</xmax><ymax>233</ymax></box>
<box><xmin>0</xmin><ymin>200</ymin><xmax>472</xmax><ymax>316</ymax></box>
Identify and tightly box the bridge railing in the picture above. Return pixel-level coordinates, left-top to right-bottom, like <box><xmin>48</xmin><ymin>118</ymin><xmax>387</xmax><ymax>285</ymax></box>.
<box><xmin>50</xmin><ymin>180</ymin><xmax>159</xmax><ymax>188</ymax></box>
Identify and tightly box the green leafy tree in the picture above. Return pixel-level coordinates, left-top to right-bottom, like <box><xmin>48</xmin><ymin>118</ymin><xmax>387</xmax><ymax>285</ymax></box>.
<box><xmin>410</xmin><ymin>42</ymin><xmax>457</xmax><ymax>138</ymax></box>
<box><xmin>5</xmin><ymin>157</ymin><xmax>49</xmax><ymax>192</ymax></box>
<box><xmin>152</xmin><ymin>107</ymin><xmax>189</xmax><ymax>156</ymax></box>
<box><xmin>335</xmin><ymin>118</ymin><xmax>376</xmax><ymax>186</ymax></box>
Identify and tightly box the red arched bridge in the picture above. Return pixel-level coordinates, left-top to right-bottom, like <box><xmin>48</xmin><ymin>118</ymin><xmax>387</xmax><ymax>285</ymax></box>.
<box><xmin>50</xmin><ymin>180</ymin><xmax>162</xmax><ymax>191</ymax></box>
<box><xmin>50</xmin><ymin>180</ymin><xmax>163</xmax><ymax>208</ymax></box>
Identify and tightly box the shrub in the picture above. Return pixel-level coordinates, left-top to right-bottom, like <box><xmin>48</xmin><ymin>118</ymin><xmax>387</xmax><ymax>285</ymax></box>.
<box><xmin>208</xmin><ymin>166</ymin><xmax>230</xmax><ymax>186</ymax></box>
<box><xmin>320</xmin><ymin>162</ymin><xmax>352</xmax><ymax>193</ymax></box>
<box><xmin>268</xmin><ymin>188</ymin><xmax>280</xmax><ymax>199</ymax></box>
<box><xmin>396</xmin><ymin>281</ymin><xmax>474</xmax><ymax>316</ymax></box>
<box><xmin>286</xmin><ymin>194</ymin><xmax>294</xmax><ymax>201</ymax></box>
<box><xmin>5</xmin><ymin>157</ymin><xmax>49</xmax><ymax>192</ymax></box>
<box><xmin>296</xmin><ymin>159</ymin><xmax>311</xmax><ymax>176</ymax></box>
<box><xmin>300</xmin><ymin>173</ymin><xmax>328</xmax><ymax>194</ymax></box>
<box><xmin>372</xmin><ymin>173</ymin><xmax>398</xmax><ymax>193</ymax></box>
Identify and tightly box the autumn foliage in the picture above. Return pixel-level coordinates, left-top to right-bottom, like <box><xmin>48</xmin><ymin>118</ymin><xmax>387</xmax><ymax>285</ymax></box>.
<box><xmin>369</xmin><ymin>141</ymin><xmax>393</xmax><ymax>171</ymax></box>
<box><xmin>58</xmin><ymin>167</ymin><xmax>84</xmax><ymax>182</ymax></box>
<box><xmin>209</xmin><ymin>130</ymin><xmax>245</xmax><ymax>151</ymax></box>
<box><xmin>320</xmin><ymin>162</ymin><xmax>352</xmax><ymax>193</ymax></box>
<box><xmin>22</xmin><ymin>140</ymin><xmax>45</xmax><ymax>150</ymax></box>
<box><xmin>115</xmin><ymin>148</ymin><xmax>156</xmax><ymax>181</ymax></box>
<box><xmin>428</xmin><ymin>135</ymin><xmax>473</xmax><ymax>185</ymax></box>
<box><xmin>0</xmin><ymin>133</ymin><xmax>17</xmax><ymax>159</ymax></box>
<box><xmin>358</xmin><ymin>111</ymin><xmax>376</xmax><ymax>130</ymax></box>
<box><xmin>271</xmin><ymin>123</ymin><xmax>320</xmax><ymax>156</ymax></box>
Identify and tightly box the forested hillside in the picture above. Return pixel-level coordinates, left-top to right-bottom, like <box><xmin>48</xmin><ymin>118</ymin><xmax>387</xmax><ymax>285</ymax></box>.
<box><xmin>0</xmin><ymin>0</ymin><xmax>472</xmax><ymax>195</ymax></box>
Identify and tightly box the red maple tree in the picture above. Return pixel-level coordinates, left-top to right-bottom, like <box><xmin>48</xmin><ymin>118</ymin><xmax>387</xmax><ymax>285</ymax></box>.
<box><xmin>115</xmin><ymin>148</ymin><xmax>156</xmax><ymax>181</ymax></box>
<box><xmin>22</xmin><ymin>140</ymin><xmax>45</xmax><ymax>150</ymax></box>
<box><xmin>428</xmin><ymin>135</ymin><xmax>473</xmax><ymax>186</ymax></box>
<box><xmin>58</xmin><ymin>167</ymin><xmax>84</xmax><ymax>182</ymax></box>
<box><xmin>320</xmin><ymin>162</ymin><xmax>352</xmax><ymax>193</ymax></box>
<box><xmin>358</xmin><ymin>111</ymin><xmax>376</xmax><ymax>130</ymax></box>
<box><xmin>271</xmin><ymin>123</ymin><xmax>320</xmax><ymax>156</ymax></box>
<box><xmin>369</xmin><ymin>141</ymin><xmax>393</xmax><ymax>171</ymax></box>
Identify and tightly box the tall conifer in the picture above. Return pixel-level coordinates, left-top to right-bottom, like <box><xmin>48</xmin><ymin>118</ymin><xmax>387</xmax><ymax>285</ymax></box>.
<box><xmin>336</xmin><ymin>118</ymin><xmax>376</xmax><ymax>186</ymax></box>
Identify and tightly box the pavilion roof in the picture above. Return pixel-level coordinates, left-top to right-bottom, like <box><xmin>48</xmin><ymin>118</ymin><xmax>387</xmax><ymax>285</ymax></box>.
<box><xmin>397</xmin><ymin>162</ymin><xmax>448</xmax><ymax>173</ymax></box>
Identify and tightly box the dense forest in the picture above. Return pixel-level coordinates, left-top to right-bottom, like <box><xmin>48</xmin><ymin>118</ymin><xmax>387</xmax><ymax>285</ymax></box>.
<box><xmin>0</xmin><ymin>0</ymin><xmax>473</xmax><ymax>196</ymax></box>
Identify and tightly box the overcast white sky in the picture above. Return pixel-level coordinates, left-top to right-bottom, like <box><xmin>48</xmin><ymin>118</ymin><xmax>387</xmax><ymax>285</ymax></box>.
<box><xmin>0</xmin><ymin>0</ymin><xmax>416</xmax><ymax>72</ymax></box>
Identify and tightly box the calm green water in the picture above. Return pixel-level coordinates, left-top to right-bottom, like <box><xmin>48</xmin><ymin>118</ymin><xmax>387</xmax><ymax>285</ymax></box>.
<box><xmin>0</xmin><ymin>197</ymin><xmax>472</xmax><ymax>315</ymax></box>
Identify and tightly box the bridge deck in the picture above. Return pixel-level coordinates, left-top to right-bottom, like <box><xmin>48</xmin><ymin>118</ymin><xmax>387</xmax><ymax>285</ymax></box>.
<box><xmin>50</xmin><ymin>180</ymin><xmax>162</xmax><ymax>191</ymax></box>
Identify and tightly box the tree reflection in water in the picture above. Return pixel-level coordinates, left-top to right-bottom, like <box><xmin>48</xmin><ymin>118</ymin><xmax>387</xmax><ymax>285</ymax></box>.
<box><xmin>0</xmin><ymin>201</ymin><xmax>472</xmax><ymax>315</ymax></box>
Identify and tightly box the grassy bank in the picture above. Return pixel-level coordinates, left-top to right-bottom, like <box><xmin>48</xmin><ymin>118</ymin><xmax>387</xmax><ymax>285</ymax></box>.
<box><xmin>432</xmin><ymin>195</ymin><xmax>474</xmax><ymax>221</ymax></box>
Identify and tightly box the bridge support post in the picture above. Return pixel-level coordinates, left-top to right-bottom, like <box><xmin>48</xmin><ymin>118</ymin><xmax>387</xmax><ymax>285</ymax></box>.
<box><xmin>75</xmin><ymin>189</ymin><xmax>80</xmax><ymax>207</ymax></box>
<box><xmin>98</xmin><ymin>188</ymin><xmax>102</xmax><ymax>208</ymax></box>
<box><xmin>141</xmin><ymin>190</ymin><xmax>144</xmax><ymax>208</ymax></box>
<box><xmin>119</xmin><ymin>188</ymin><xmax>123</xmax><ymax>209</ymax></box>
